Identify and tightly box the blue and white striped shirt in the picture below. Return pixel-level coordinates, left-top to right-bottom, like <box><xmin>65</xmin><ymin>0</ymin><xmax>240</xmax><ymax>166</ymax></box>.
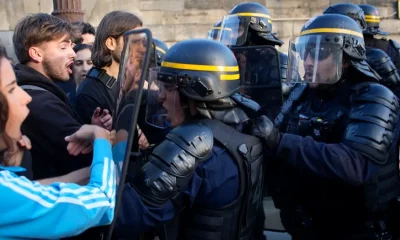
<box><xmin>0</xmin><ymin>138</ymin><xmax>116</xmax><ymax>239</ymax></box>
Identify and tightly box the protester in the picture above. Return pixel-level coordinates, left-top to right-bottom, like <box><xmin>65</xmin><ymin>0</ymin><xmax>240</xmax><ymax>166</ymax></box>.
<box><xmin>0</xmin><ymin>44</ymin><xmax>116</xmax><ymax>239</ymax></box>
<box><xmin>72</xmin><ymin>21</ymin><xmax>96</xmax><ymax>45</ymax></box>
<box><xmin>13</xmin><ymin>13</ymin><xmax>111</xmax><ymax>179</ymax></box>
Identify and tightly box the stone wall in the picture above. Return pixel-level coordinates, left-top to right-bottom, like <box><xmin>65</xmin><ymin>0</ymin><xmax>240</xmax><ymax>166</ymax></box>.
<box><xmin>1</xmin><ymin>0</ymin><xmax>400</xmax><ymax>61</ymax></box>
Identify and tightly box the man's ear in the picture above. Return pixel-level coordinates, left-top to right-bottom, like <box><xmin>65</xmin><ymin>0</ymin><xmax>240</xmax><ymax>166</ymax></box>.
<box><xmin>28</xmin><ymin>47</ymin><xmax>43</xmax><ymax>63</ymax></box>
<box><xmin>105</xmin><ymin>37</ymin><xmax>117</xmax><ymax>51</ymax></box>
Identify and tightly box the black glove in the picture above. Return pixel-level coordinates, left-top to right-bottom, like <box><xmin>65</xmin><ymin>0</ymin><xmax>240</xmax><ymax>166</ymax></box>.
<box><xmin>252</xmin><ymin>115</ymin><xmax>281</xmax><ymax>150</ymax></box>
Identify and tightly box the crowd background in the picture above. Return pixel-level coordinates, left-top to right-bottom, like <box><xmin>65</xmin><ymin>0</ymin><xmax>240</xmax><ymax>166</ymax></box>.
<box><xmin>1</xmin><ymin>0</ymin><xmax>400</xmax><ymax>63</ymax></box>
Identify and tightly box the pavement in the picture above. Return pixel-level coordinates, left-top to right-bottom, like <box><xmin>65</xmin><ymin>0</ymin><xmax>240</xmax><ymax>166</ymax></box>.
<box><xmin>263</xmin><ymin>197</ymin><xmax>292</xmax><ymax>240</ymax></box>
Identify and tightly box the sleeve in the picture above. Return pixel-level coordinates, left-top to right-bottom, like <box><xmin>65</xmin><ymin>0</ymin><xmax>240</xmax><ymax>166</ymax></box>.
<box><xmin>0</xmin><ymin>138</ymin><xmax>116</xmax><ymax>239</ymax></box>
<box><xmin>75</xmin><ymin>93</ymin><xmax>102</xmax><ymax>125</ymax></box>
<box><xmin>276</xmin><ymin>133</ymin><xmax>379</xmax><ymax>185</ymax></box>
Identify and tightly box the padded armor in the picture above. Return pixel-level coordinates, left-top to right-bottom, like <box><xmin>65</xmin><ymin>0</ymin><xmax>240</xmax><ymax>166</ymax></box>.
<box><xmin>389</xmin><ymin>39</ymin><xmax>400</xmax><ymax>69</ymax></box>
<box><xmin>366</xmin><ymin>48</ymin><xmax>400</xmax><ymax>87</ymax></box>
<box><xmin>343</xmin><ymin>82</ymin><xmax>399</xmax><ymax>164</ymax></box>
<box><xmin>131</xmin><ymin>123</ymin><xmax>213</xmax><ymax>206</ymax></box>
<box><xmin>178</xmin><ymin>119</ymin><xmax>264</xmax><ymax>240</ymax></box>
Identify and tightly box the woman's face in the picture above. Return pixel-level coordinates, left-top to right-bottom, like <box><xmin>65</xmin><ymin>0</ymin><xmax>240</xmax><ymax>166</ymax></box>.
<box><xmin>0</xmin><ymin>57</ymin><xmax>32</xmax><ymax>140</ymax></box>
<box><xmin>72</xmin><ymin>48</ymin><xmax>93</xmax><ymax>87</ymax></box>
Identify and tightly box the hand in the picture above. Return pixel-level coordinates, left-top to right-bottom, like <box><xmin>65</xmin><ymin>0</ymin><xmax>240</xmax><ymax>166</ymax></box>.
<box><xmin>138</xmin><ymin>127</ymin><xmax>149</xmax><ymax>149</ymax></box>
<box><xmin>91</xmin><ymin>107</ymin><xmax>113</xmax><ymax>130</ymax></box>
<box><xmin>2</xmin><ymin>135</ymin><xmax>31</xmax><ymax>166</ymax></box>
<box><xmin>18</xmin><ymin>135</ymin><xmax>31</xmax><ymax>150</ymax></box>
<box><xmin>65</xmin><ymin>125</ymin><xmax>110</xmax><ymax>156</ymax></box>
<box><xmin>252</xmin><ymin>115</ymin><xmax>281</xmax><ymax>149</ymax></box>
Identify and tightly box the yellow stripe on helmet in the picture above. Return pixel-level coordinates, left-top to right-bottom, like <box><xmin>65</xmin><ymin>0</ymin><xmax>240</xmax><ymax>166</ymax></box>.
<box><xmin>161</xmin><ymin>61</ymin><xmax>239</xmax><ymax>72</ymax></box>
<box><xmin>365</xmin><ymin>15</ymin><xmax>380</xmax><ymax>23</ymax></box>
<box><xmin>300</xmin><ymin>28</ymin><xmax>363</xmax><ymax>38</ymax></box>
<box><xmin>231</xmin><ymin>12</ymin><xmax>271</xmax><ymax>19</ymax></box>
<box><xmin>220</xmin><ymin>74</ymin><xmax>240</xmax><ymax>81</ymax></box>
<box><xmin>365</xmin><ymin>15</ymin><xmax>380</xmax><ymax>19</ymax></box>
<box><xmin>155</xmin><ymin>46</ymin><xmax>166</xmax><ymax>54</ymax></box>
<box><xmin>366</xmin><ymin>19</ymin><xmax>380</xmax><ymax>23</ymax></box>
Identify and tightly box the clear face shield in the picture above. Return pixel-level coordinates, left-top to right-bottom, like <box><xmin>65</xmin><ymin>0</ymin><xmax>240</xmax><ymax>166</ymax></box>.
<box><xmin>218</xmin><ymin>15</ymin><xmax>250</xmax><ymax>47</ymax></box>
<box><xmin>108</xmin><ymin>28</ymin><xmax>153</xmax><ymax>239</ymax></box>
<box><xmin>113</xmin><ymin>29</ymin><xmax>151</xmax><ymax>149</ymax></box>
<box><xmin>145</xmin><ymin>68</ymin><xmax>182</xmax><ymax>129</ymax></box>
<box><xmin>287</xmin><ymin>34</ymin><xmax>343</xmax><ymax>85</ymax></box>
<box><xmin>116</xmin><ymin>32</ymin><xmax>149</xmax><ymax>111</ymax></box>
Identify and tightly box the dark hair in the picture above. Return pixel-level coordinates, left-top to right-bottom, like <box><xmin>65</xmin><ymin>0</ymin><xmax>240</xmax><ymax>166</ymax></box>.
<box><xmin>92</xmin><ymin>11</ymin><xmax>142</xmax><ymax>68</ymax></box>
<box><xmin>0</xmin><ymin>45</ymin><xmax>9</xmax><ymax>133</ymax></box>
<box><xmin>13</xmin><ymin>13</ymin><xmax>77</xmax><ymax>64</ymax></box>
<box><xmin>71</xmin><ymin>22</ymin><xmax>96</xmax><ymax>44</ymax></box>
<box><xmin>73</xmin><ymin>43</ymin><xmax>93</xmax><ymax>53</ymax></box>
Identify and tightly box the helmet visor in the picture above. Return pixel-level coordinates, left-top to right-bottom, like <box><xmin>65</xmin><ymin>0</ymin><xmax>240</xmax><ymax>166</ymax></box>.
<box><xmin>145</xmin><ymin>67</ymin><xmax>179</xmax><ymax>129</ymax></box>
<box><xmin>218</xmin><ymin>15</ymin><xmax>250</xmax><ymax>47</ymax></box>
<box><xmin>287</xmin><ymin>34</ymin><xmax>343</xmax><ymax>84</ymax></box>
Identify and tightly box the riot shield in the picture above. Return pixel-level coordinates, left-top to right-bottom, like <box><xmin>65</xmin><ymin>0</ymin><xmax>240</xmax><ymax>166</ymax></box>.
<box><xmin>105</xmin><ymin>28</ymin><xmax>152</xmax><ymax>240</ymax></box>
<box><xmin>231</xmin><ymin>45</ymin><xmax>283</xmax><ymax>119</ymax></box>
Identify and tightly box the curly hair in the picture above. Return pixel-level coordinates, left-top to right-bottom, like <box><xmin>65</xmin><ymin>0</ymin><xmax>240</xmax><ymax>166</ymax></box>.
<box><xmin>13</xmin><ymin>13</ymin><xmax>78</xmax><ymax>64</ymax></box>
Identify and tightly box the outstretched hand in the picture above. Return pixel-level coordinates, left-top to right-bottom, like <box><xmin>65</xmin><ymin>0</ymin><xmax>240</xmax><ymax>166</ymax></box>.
<box><xmin>65</xmin><ymin>125</ymin><xmax>110</xmax><ymax>156</ymax></box>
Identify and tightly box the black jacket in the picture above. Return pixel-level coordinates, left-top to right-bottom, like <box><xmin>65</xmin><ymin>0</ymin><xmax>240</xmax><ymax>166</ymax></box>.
<box><xmin>15</xmin><ymin>64</ymin><xmax>92</xmax><ymax>179</ymax></box>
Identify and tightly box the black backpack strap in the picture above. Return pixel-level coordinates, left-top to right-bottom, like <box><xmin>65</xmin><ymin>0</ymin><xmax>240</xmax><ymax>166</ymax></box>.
<box><xmin>86</xmin><ymin>67</ymin><xmax>119</xmax><ymax>110</ymax></box>
<box><xmin>87</xmin><ymin>67</ymin><xmax>117</xmax><ymax>90</ymax></box>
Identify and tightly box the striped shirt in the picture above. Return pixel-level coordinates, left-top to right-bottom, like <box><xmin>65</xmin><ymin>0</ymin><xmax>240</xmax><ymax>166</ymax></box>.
<box><xmin>0</xmin><ymin>138</ymin><xmax>116</xmax><ymax>239</ymax></box>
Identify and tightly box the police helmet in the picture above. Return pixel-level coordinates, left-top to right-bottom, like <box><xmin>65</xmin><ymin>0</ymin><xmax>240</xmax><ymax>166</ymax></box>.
<box><xmin>146</xmin><ymin>39</ymin><xmax>240</xmax><ymax>128</ymax></box>
<box><xmin>287</xmin><ymin>14</ymin><xmax>380</xmax><ymax>85</ymax></box>
<box><xmin>359</xmin><ymin>4</ymin><xmax>389</xmax><ymax>36</ymax></box>
<box><xmin>323</xmin><ymin>3</ymin><xmax>367</xmax><ymax>31</ymax></box>
<box><xmin>153</xmin><ymin>38</ymin><xmax>168</xmax><ymax>66</ymax></box>
<box><xmin>207</xmin><ymin>20</ymin><xmax>222</xmax><ymax>40</ymax></box>
<box><xmin>218</xmin><ymin>2</ymin><xmax>283</xmax><ymax>47</ymax></box>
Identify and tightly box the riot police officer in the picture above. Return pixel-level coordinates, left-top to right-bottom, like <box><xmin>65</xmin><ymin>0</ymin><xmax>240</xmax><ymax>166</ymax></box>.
<box><xmin>253</xmin><ymin>14</ymin><xmax>400</xmax><ymax>239</ymax></box>
<box><xmin>359</xmin><ymin>4</ymin><xmax>400</xmax><ymax>72</ymax></box>
<box><xmin>153</xmin><ymin>38</ymin><xmax>168</xmax><ymax>66</ymax></box>
<box><xmin>114</xmin><ymin>39</ymin><xmax>265</xmax><ymax>240</ymax></box>
<box><xmin>323</xmin><ymin>3</ymin><xmax>400</xmax><ymax>97</ymax></box>
<box><xmin>207</xmin><ymin>20</ymin><xmax>222</xmax><ymax>40</ymax></box>
<box><xmin>218</xmin><ymin>2</ymin><xmax>284</xmax><ymax>119</ymax></box>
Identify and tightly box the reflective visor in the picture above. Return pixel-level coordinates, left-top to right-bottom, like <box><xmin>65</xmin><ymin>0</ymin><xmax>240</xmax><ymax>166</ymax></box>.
<box><xmin>218</xmin><ymin>15</ymin><xmax>250</xmax><ymax>46</ymax></box>
<box><xmin>287</xmin><ymin>34</ymin><xmax>343</xmax><ymax>84</ymax></box>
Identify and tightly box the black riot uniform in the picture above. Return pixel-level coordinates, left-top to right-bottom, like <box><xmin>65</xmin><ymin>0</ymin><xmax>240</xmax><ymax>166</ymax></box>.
<box><xmin>359</xmin><ymin>4</ymin><xmax>400</xmax><ymax>72</ymax></box>
<box><xmin>252</xmin><ymin>14</ymin><xmax>400</xmax><ymax>239</ymax></box>
<box><xmin>218</xmin><ymin>2</ymin><xmax>285</xmax><ymax>120</ymax></box>
<box><xmin>323</xmin><ymin>3</ymin><xmax>400</xmax><ymax>97</ymax></box>
<box><xmin>114</xmin><ymin>39</ymin><xmax>265</xmax><ymax>240</ymax></box>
